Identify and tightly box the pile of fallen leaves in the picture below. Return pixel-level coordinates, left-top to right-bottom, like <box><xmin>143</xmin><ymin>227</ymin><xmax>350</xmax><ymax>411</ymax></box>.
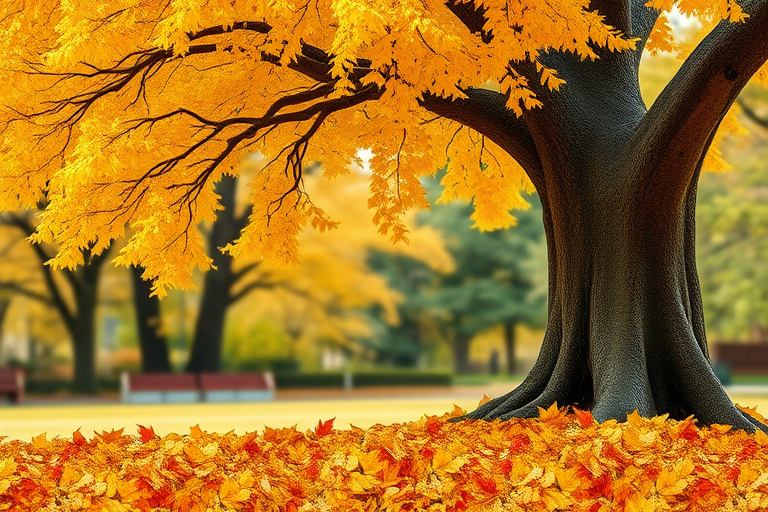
<box><xmin>1</xmin><ymin>400</ymin><xmax>768</xmax><ymax>512</ymax></box>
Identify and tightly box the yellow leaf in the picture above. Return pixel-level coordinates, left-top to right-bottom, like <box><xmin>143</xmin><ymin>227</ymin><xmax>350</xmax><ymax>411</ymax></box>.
<box><xmin>655</xmin><ymin>468</ymin><xmax>687</xmax><ymax>496</ymax></box>
<box><xmin>431</xmin><ymin>447</ymin><xmax>467</xmax><ymax>474</ymax></box>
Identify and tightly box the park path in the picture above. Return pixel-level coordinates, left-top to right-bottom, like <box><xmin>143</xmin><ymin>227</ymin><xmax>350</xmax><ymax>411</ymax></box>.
<box><xmin>0</xmin><ymin>383</ymin><xmax>766</xmax><ymax>442</ymax></box>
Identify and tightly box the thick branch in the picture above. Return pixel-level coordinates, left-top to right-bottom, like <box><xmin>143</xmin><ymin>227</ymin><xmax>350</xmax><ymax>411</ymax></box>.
<box><xmin>631</xmin><ymin>0</ymin><xmax>768</xmax><ymax>199</ymax></box>
<box><xmin>630</xmin><ymin>0</ymin><xmax>659</xmax><ymax>44</ymax></box>
<box><xmin>590</xmin><ymin>0</ymin><xmax>631</xmax><ymax>35</ymax></box>
<box><xmin>419</xmin><ymin>89</ymin><xmax>543</xmax><ymax>187</ymax></box>
<box><xmin>0</xmin><ymin>282</ymin><xmax>53</xmax><ymax>305</ymax></box>
<box><xmin>0</xmin><ymin>214</ymin><xmax>75</xmax><ymax>331</ymax></box>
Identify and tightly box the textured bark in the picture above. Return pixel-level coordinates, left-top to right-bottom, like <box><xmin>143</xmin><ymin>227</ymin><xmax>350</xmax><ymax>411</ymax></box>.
<box><xmin>447</xmin><ymin>0</ymin><xmax>768</xmax><ymax>433</ymax></box>
<box><xmin>130</xmin><ymin>265</ymin><xmax>172</xmax><ymax>373</ymax></box>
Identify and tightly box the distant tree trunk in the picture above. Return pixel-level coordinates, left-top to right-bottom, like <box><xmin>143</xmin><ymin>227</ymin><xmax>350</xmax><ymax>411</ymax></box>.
<box><xmin>70</xmin><ymin>253</ymin><xmax>106</xmax><ymax>394</ymax></box>
<box><xmin>452</xmin><ymin>332</ymin><xmax>472</xmax><ymax>375</ymax></box>
<box><xmin>185</xmin><ymin>175</ymin><xmax>239</xmax><ymax>373</ymax></box>
<box><xmin>130</xmin><ymin>266</ymin><xmax>172</xmax><ymax>372</ymax></box>
<box><xmin>503</xmin><ymin>321</ymin><xmax>517</xmax><ymax>375</ymax></box>
<box><xmin>0</xmin><ymin>298</ymin><xmax>10</xmax><ymax>361</ymax></box>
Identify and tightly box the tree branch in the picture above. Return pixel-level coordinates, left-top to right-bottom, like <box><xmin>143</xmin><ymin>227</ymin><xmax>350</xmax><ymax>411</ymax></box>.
<box><xmin>630</xmin><ymin>0</ymin><xmax>768</xmax><ymax>200</ymax></box>
<box><xmin>737</xmin><ymin>98</ymin><xmax>768</xmax><ymax>129</ymax></box>
<box><xmin>0</xmin><ymin>282</ymin><xmax>53</xmax><ymax>305</ymax></box>
<box><xmin>419</xmin><ymin>88</ymin><xmax>544</xmax><ymax>188</ymax></box>
<box><xmin>630</xmin><ymin>0</ymin><xmax>659</xmax><ymax>43</ymax></box>
<box><xmin>0</xmin><ymin>213</ymin><xmax>76</xmax><ymax>331</ymax></box>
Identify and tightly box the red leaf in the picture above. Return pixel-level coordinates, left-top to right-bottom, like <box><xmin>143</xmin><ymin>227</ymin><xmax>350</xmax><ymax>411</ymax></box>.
<box><xmin>286</xmin><ymin>499</ymin><xmax>299</xmax><ymax>512</ymax></box>
<box><xmin>72</xmin><ymin>428</ymin><xmax>87</xmax><ymax>447</ymax></box>
<box><xmin>474</xmin><ymin>475</ymin><xmax>497</xmax><ymax>494</ymax></box>
<box><xmin>572</xmin><ymin>407</ymin><xmax>594</xmax><ymax>428</ymax></box>
<box><xmin>137</xmin><ymin>424</ymin><xmax>157</xmax><ymax>443</ymax></box>
<box><xmin>425</xmin><ymin>416</ymin><xmax>442</xmax><ymax>436</ymax></box>
<box><xmin>314</xmin><ymin>418</ymin><xmax>335</xmax><ymax>437</ymax></box>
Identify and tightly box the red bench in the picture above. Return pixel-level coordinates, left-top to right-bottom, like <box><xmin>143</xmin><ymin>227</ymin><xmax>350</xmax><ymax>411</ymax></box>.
<box><xmin>713</xmin><ymin>343</ymin><xmax>768</xmax><ymax>375</ymax></box>
<box><xmin>198</xmin><ymin>372</ymin><xmax>275</xmax><ymax>402</ymax></box>
<box><xmin>0</xmin><ymin>368</ymin><xmax>24</xmax><ymax>404</ymax></box>
<box><xmin>121</xmin><ymin>372</ymin><xmax>275</xmax><ymax>403</ymax></box>
<box><xmin>121</xmin><ymin>373</ymin><xmax>199</xmax><ymax>404</ymax></box>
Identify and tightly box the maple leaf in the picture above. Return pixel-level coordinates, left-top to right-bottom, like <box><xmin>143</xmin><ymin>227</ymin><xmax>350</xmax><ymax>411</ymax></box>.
<box><xmin>431</xmin><ymin>447</ymin><xmax>468</xmax><ymax>474</ymax></box>
<box><xmin>72</xmin><ymin>428</ymin><xmax>87</xmax><ymax>446</ymax></box>
<box><xmin>315</xmin><ymin>418</ymin><xmax>335</xmax><ymax>437</ymax></box>
<box><xmin>537</xmin><ymin>402</ymin><xmax>567</xmax><ymax>422</ymax></box>
<box><xmin>478</xmin><ymin>394</ymin><xmax>492</xmax><ymax>407</ymax></box>
<box><xmin>136</xmin><ymin>425</ymin><xmax>157</xmax><ymax>443</ymax></box>
<box><xmin>655</xmin><ymin>468</ymin><xmax>687</xmax><ymax>496</ymax></box>
<box><xmin>572</xmin><ymin>407</ymin><xmax>594</xmax><ymax>428</ymax></box>
<box><xmin>189</xmin><ymin>425</ymin><xmax>205</xmax><ymax>441</ymax></box>
<box><xmin>95</xmin><ymin>428</ymin><xmax>125</xmax><ymax>444</ymax></box>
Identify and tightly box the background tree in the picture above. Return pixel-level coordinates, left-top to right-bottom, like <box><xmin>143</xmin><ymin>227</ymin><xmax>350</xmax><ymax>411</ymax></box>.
<box><xmin>132</xmin><ymin>170</ymin><xmax>452</xmax><ymax>372</ymax></box>
<box><xmin>0</xmin><ymin>213</ymin><xmax>109</xmax><ymax>392</ymax></box>
<box><xmin>2</xmin><ymin>0</ymin><xmax>768</xmax><ymax>432</ymax></box>
<box><xmin>697</xmin><ymin>88</ymin><xmax>768</xmax><ymax>342</ymax></box>
<box><xmin>369</xmin><ymin>171</ymin><xmax>546</xmax><ymax>373</ymax></box>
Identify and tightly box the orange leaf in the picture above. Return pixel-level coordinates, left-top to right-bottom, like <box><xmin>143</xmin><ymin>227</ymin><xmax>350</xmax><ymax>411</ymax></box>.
<box><xmin>450</xmin><ymin>404</ymin><xmax>466</xmax><ymax>418</ymax></box>
<box><xmin>136</xmin><ymin>425</ymin><xmax>157</xmax><ymax>443</ymax></box>
<box><xmin>95</xmin><ymin>428</ymin><xmax>124</xmax><ymax>443</ymax></box>
<box><xmin>478</xmin><ymin>394</ymin><xmax>492</xmax><ymax>407</ymax></box>
<box><xmin>72</xmin><ymin>428</ymin><xmax>87</xmax><ymax>446</ymax></box>
<box><xmin>572</xmin><ymin>407</ymin><xmax>593</xmax><ymax>428</ymax></box>
<box><xmin>538</xmin><ymin>402</ymin><xmax>566</xmax><ymax>422</ymax></box>
<box><xmin>315</xmin><ymin>418</ymin><xmax>335</xmax><ymax>437</ymax></box>
<box><xmin>190</xmin><ymin>424</ymin><xmax>206</xmax><ymax>441</ymax></box>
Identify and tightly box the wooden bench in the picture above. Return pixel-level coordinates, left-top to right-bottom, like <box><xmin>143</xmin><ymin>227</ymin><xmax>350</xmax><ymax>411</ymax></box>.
<box><xmin>198</xmin><ymin>372</ymin><xmax>275</xmax><ymax>402</ymax></box>
<box><xmin>0</xmin><ymin>368</ymin><xmax>24</xmax><ymax>404</ymax></box>
<box><xmin>121</xmin><ymin>372</ymin><xmax>200</xmax><ymax>404</ymax></box>
<box><xmin>121</xmin><ymin>372</ymin><xmax>275</xmax><ymax>403</ymax></box>
<box><xmin>713</xmin><ymin>343</ymin><xmax>768</xmax><ymax>375</ymax></box>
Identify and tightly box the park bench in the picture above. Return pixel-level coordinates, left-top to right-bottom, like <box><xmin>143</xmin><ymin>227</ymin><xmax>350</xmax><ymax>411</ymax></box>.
<box><xmin>0</xmin><ymin>367</ymin><xmax>24</xmax><ymax>404</ymax></box>
<box><xmin>198</xmin><ymin>372</ymin><xmax>275</xmax><ymax>402</ymax></box>
<box><xmin>121</xmin><ymin>372</ymin><xmax>275</xmax><ymax>403</ymax></box>
<box><xmin>121</xmin><ymin>372</ymin><xmax>200</xmax><ymax>404</ymax></box>
<box><xmin>713</xmin><ymin>343</ymin><xmax>768</xmax><ymax>375</ymax></box>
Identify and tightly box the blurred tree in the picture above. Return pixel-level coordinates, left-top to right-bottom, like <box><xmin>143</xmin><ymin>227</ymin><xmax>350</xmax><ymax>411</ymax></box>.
<box><xmin>697</xmin><ymin>89</ymin><xmax>768</xmax><ymax>342</ymax></box>
<box><xmin>0</xmin><ymin>213</ymin><xmax>109</xmax><ymax>392</ymax></box>
<box><xmin>132</xmin><ymin>171</ymin><xmax>451</xmax><ymax>372</ymax></box>
<box><xmin>370</xmin><ymin>171</ymin><xmax>546</xmax><ymax>373</ymax></box>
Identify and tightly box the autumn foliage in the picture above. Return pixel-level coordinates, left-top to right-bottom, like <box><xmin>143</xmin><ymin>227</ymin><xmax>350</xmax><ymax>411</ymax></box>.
<box><xmin>2</xmin><ymin>401</ymin><xmax>767</xmax><ymax>511</ymax></box>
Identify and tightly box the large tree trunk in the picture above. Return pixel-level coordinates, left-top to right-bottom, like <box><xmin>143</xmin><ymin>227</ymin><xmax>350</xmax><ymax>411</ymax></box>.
<box><xmin>185</xmin><ymin>175</ymin><xmax>238</xmax><ymax>373</ymax></box>
<box><xmin>459</xmin><ymin>33</ymin><xmax>768</xmax><ymax>432</ymax></box>
<box><xmin>130</xmin><ymin>266</ymin><xmax>172</xmax><ymax>373</ymax></box>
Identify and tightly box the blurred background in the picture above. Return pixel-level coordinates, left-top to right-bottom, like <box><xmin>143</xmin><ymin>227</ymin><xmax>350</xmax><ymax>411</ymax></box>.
<box><xmin>0</xmin><ymin>17</ymin><xmax>767</xmax><ymax>404</ymax></box>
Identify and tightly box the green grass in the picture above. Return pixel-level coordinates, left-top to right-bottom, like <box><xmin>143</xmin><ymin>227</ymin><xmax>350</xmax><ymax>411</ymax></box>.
<box><xmin>451</xmin><ymin>373</ymin><xmax>528</xmax><ymax>386</ymax></box>
<box><xmin>732</xmin><ymin>374</ymin><xmax>768</xmax><ymax>385</ymax></box>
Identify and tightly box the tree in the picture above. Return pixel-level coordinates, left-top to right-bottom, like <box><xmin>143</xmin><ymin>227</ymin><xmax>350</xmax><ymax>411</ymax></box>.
<box><xmin>369</xmin><ymin>171</ymin><xmax>547</xmax><ymax>373</ymax></box>
<box><xmin>0</xmin><ymin>213</ymin><xmax>109</xmax><ymax>392</ymax></box>
<box><xmin>697</xmin><ymin>89</ymin><xmax>768</xmax><ymax>342</ymax></box>
<box><xmin>1</xmin><ymin>0</ymin><xmax>768</xmax><ymax>431</ymax></box>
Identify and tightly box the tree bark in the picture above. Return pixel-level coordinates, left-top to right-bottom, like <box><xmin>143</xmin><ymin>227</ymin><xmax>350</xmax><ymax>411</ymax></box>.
<box><xmin>130</xmin><ymin>265</ymin><xmax>172</xmax><ymax>372</ymax></box>
<box><xmin>503</xmin><ymin>321</ymin><xmax>517</xmax><ymax>375</ymax></box>
<box><xmin>185</xmin><ymin>175</ymin><xmax>239</xmax><ymax>373</ymax></box>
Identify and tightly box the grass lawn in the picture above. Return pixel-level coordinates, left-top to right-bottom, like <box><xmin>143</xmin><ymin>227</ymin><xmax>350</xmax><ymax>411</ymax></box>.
<box><xmin>0</xmin><ymin>392</ymin><xmax>766</xmax><ymax>442</ymax></box>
